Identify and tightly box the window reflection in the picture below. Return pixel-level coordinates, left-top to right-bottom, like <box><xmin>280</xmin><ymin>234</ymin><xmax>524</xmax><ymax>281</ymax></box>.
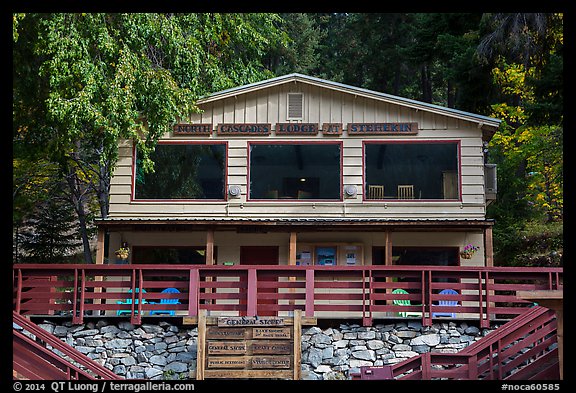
<box><xmin>135</xmin><ymin>143</ymin><xmax>226</xmax><ymax>200</ymax></box>
<box><xmin>249</xmin><ymin>143</ymin><xmax>341</xmax><ymax>200</ymax></box>
<box><xmin>365</xmin><ymin>142</ymin><xmax>459</xmax><ymax>200</ymax></box>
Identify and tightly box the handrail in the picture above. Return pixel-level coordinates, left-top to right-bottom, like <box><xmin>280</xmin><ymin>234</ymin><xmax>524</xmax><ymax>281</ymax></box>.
<box><xmin>377</xmin><ymin>305</ymin><xmax>558</xmax><ymax>380</ymax></box>
<box><xmin>13</xmin><ymin>264</ymin><xmax>562</xmax><ymax>326</ymax></box>
<box><xmin>13</xmin><ymin>312</ymin><xmax>120</xmax><ymax>380</ymax></box>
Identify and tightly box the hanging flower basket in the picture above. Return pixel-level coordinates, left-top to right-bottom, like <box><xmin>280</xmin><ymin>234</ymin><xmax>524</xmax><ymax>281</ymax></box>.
<box><xmin>460</xmin><ymin>244</ymin><xmax>479</xmax><ymax>259</ymax></box>
<box><xmin>115</xmin><ymin>247</ymin><xmax>130</xmax><ymax>260</ymax></box>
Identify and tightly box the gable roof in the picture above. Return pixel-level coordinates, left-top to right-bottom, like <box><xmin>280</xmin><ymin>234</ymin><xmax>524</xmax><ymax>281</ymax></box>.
<box><xmin>198</xmin><ymin>73</ymin><xmax>501</xmax><ymax>134</ymax></box>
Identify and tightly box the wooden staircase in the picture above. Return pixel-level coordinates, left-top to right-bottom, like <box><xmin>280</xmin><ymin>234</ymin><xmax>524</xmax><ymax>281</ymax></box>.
<box><xmin>13</xmin><ymin>312</ymin><xmax>121</xmax><ymax>380</ymax></box>
<box><xmin>352</xmin><ymin>306</ymin><xmax>559</xmax><ymax>380</ymax></box>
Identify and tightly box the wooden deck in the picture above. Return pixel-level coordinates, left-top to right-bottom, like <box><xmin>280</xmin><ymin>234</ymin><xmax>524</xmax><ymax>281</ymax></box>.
<box><xmin>13</xmin><ymin>264</ymin><xmax>562</xmax><ymax>327</ymax></box>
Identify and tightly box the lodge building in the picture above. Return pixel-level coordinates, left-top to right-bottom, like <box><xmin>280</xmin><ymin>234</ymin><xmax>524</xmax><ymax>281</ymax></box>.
<box><xmin>99</xmin><ymin>73</ymin><xmax>500</xmax><ymax>275</ymax></box>
<box><xmin>14</xmin><ymin>74</ymin><xmax>564</xmax><ymax>381</ymax></box>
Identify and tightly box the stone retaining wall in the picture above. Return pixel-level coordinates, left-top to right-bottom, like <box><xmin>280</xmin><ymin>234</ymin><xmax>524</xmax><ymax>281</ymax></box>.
<box><xmin>34</xmin><ymin>319</ymin><xmax>499</xmax><ymax>380</ymax></box>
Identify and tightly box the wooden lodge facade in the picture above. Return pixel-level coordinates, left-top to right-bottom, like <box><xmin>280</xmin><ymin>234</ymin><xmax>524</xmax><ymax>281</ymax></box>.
<box><xmin>14</xmin><ymin>74</ymin><xmax>563</xmax><ymax>328</ymax></box>
<box><xmin>102</xmin><ymin>73</ymin><xmax>500</xmax><ymax>273</ymax></box>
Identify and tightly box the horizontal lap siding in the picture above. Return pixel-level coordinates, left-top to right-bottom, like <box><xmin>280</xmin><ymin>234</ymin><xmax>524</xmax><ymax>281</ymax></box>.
<box><xmin>108</xmin><ymin>84</ymin><xmax>487</xmax><ymax>219</ymax></box>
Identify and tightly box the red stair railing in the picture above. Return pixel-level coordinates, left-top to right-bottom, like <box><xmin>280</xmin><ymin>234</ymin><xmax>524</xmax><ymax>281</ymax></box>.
<box><xmin>13</xmin><ymin>312</ymin><xmax>121</xmax><ymax>380</ymax></box>
<box><xmin>353</xmin><ymin>305</ymin><xmax>559</xmax><ymax>380</ymax></box>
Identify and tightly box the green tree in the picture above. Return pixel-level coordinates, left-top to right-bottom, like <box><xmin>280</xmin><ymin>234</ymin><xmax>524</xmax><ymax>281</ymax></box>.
<box><xmin>13</xmin><ymin>13</ymin><xmax>288</xmax><ymax>263</ymax></box>
<box><xmin>18</xmin><ymin>185</ymin><xmax>83</xmax><ymax>264</ymax></box>
<box><xmin>479</xmin><ymin>13</ymin><xmax>563</xmax><ymax>266</ymax></box>
<box><xmin>264</xmin><ymin>13</ymin><xmax>324</xmax><ymax>75</ymax></box>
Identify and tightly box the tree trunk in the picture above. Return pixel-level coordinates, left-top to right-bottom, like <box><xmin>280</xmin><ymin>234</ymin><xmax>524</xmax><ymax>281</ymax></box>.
<box><xmin>65</xmin><ymin>167</ymin><xmax>94</xmax><ymax>264</ymax></box>
<box><xmin>447</xmin><ymin>79</ymin><xmax>455</xmax><ymax>108</ymax></box>
<box><xmin>421</xmin><ymin>64</ymin><xmax>432</xmax><ymax>103</ymax></box>
<box><xmin>97</xmin><ymin>160</ymin><xmax>110</xmax><ymax>220</ymax></box>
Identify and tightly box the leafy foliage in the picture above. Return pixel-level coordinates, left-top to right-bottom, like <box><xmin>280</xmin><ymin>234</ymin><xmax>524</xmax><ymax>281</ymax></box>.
<box><xmin>13</xmin><ymin>12</ymin><xmax>563</xmax><ymax>267</ymax></box>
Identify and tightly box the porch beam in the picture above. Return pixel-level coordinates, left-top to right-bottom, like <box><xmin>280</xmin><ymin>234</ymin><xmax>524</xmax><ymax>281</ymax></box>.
<box><xmin>206</xmin><ymin>230</ymin><xmax>215</xmax><ymax>265</ymax></box>
<box><xmin>384</xmin><ymin>231</ymin><xmax>393</xmax><ymax>266</ymax></box>
<box><xmin>289</xmin><ymin>232</ymin><xmax>297</xmax><ymax>266</ymax></box>
<box><xmin>484</xmin><ymin>226</ymin><xmax>494</xmax><ymax>267</ymax></box>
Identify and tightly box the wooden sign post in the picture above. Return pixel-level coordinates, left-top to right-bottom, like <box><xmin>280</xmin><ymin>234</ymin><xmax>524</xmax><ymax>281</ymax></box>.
<box><xmin>196</xmin><ymin>310</ymin><xmax>302</xmax><ymax>380</ymax></box>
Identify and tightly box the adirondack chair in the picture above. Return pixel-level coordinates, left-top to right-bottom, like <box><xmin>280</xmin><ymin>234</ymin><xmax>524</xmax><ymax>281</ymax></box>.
<box><xmin>432</xmin><ymin>288</ymin><xmax>459</xmax><ymax>318</ymax></box>
<box><xmin>116</xmin><ymin>288</ymin><xmax>147</xmax><ymax>316</ymax></box>
<box><xmin>392</xmin><ymin>288</ymin><xmax>421</xmax><ymax>317</ymax></box>
<box><xmin>149</xmin><ymin>288</ymin><xmax>181</xmax><ymax>316</ymax></box>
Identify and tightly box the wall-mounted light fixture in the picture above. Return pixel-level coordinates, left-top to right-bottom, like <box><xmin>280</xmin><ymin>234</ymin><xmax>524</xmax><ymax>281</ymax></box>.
<box><xmin>228</xmin><ymin>185</ymin><xmax>241</xmax><ymax>198</ymax></box>
<box><xmin>344</xmin><ymin>185</ymin><xmax>358</xmax><ymax>198</ymax></box>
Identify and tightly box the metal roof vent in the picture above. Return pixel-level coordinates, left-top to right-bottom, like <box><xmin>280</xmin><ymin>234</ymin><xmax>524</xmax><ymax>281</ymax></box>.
<box><xmin>287</xmin><ymin>93</ymin><xmax>304</xmax><ymax>120</ymax></box>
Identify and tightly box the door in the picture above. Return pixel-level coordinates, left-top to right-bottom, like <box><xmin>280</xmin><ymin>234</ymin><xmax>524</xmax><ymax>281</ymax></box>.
<box><xmin>240</xmin><ymin>246</ymin><xmax>279</xmax><ymax>316</ymax></box>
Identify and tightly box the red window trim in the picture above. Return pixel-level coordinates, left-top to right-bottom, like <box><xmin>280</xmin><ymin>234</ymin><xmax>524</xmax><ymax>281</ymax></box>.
<box><xmin>131</xmin><ymin>140</ymin><xmax>229</xmax><ymax>202</ymax></box>
<box><xmin>246</xmin><ymin>140</ymin><xmax>344</xmax><ymax>202</ymax></box>
<box><xmin>362</xmin><ymin>139</ymin><xmax>462</xmax><ymax>202</ymax></box>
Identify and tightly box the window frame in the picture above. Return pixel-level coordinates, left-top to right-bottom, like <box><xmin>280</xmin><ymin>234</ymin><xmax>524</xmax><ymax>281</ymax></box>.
<box><xmin>131</xmin><ymin>140</ymin><xmax>229</xmax><ymax>202</ymax></box>
<box><xmin>362</xmin><ymin>140</ymin><xmax>462</xmax><ymax>202</ymax></box>
<box><xmin>247</xmin><ymin>140</ymin><xmax>344</xmax><ymax>202</ymax></box>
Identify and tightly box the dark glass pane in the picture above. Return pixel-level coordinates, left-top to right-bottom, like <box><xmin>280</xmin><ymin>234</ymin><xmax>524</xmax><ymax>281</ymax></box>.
<box><xmin>250</xmin><ymin>144</ymin><xmax>341</xmax><ymax>199</ymax></box>
<box><xmin>365</xmin><ymin>143</ymin><xmax>458</xmax><ymax>200</ymax></box>
<box><xmin>135</xmin><ymin>144</ymin><xmax>225</xmax><ymax>199</ymax></box>
<box><xmin>132</xmin><ymin>247</ymin><xmax>208</xmax><ymax>265</ymax></box>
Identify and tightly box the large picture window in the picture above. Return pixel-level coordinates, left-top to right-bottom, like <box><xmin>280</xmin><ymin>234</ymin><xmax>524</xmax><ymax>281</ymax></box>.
<box><xmin>364</xmin><ymin>142</ymin><xmax>459</xmax><ymax>200</ymax></box>
<box><xmin>249</xmin><ymin>143</ymin><xmax>342</xmax><ymax>200</ymax></box>
<box><xmin>134</xmin><ymin>143</ymin><xmax>226</xmax><ymax>200</ymax></box>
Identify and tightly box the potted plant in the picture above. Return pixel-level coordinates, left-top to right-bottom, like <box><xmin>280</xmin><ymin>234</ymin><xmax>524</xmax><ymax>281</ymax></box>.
<box><xmin>115</xmin><ymin>246</ymin><xmax>130</xmax><ymax>263</ymax></box>
<box><xmin>460</xmin><ymin>244</ymin><xmax>479</xmax><ymax>259</ymax></box>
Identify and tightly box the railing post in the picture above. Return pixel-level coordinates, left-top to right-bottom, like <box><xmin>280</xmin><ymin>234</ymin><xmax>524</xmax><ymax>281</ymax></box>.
<box><xmin>247</xmin><ymin>268</ymin><xmax>257</xmax><ymax>316</ymax></box>
<box><xmin>78</xmin><ymin>269</ymin><xmax>86</xmax><ymax>323</ymax></box>
<box><xmin>15</xmin><ymin>269</ymin><xmax>22</xmax><ymax>314</ymax></box>
<box><xmin>362</xmin><ymin>268</ymin><xmax>372</xmax><ymax>327</ymax></box>
<box><xmin>72</xmin><ymin>269</ymin><xmax>81</xmax><ymax>324</ymax></box>
<box><xmin>133</xmin><ymin>269</ymin><xmax>143</xmax><ymax>325</ymax></box>
<box><xmin>422</xmin><ymin>270</ymin><xmax>432</xmax><ymax>326</ymax></box>
<box><xmin>483</xmin><ymin>271</ymin><xmax>491</xmax><ymax>328</ymax></box>
<box><xmin>305</xmin><ymin>269</ymin><xmax>315</xmax><ymax>318</ymax></box>
<box><xmin>468</xmin><ymin>353</ymin><xmax>478</xmax><ymax>379</ymax></box>
<box><xmin>188</xmin><ymin>268</ymin><xmax>199</xmax><ymax>317</ymax></box>
<box><xmin>421</xmin><ymin>352</ymin><xmax>431</xmax><ymax>380</ymax></box>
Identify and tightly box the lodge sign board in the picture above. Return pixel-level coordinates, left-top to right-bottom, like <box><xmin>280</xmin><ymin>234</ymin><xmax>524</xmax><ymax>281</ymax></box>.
<box><xmin>173</xmin><ymin>123</ymin><xmax>212</xmax><ymax>135</ymax></box>
<box><xmin>207</xmin><ymin>341</ymin><xmax>248</xmax><ymax>355</ymax></box>
<box><xmin>252</xmin><ymin>341</ymin><xmax>292</xmax><ymax>354</ymax></box>
<box><xmin>253</xmin><ymin>327</ymin><xmax>291</xmax><ymax>339</ymax></box>
<box><xmin>197</xmin><ymin>310</ymin><xmax>301</xmax><ymax>380</ymax></box>
<box><xmin>207</xmin><ymin>356</ymin><xmax>291</xmax><ymax>369</ymax></box>
<box><xmin>217</xmin><ymin>123</ymin><xmax>271</xmax><ymax>136</ymax></box>
<box><xmin>217</xmin><ymin>316</ymin><xmax>285</xmax><ymax>327</ymax></box>
<box><xmin>174</xmin><ymin>122</ymin><xmax>418</xmax><ymax>136</ymax></box>
<box><xmin>347</xmin><ymin>122</ymin><xmax>418</xmax><ymax>135</ymax></box>
<box><xmin>276</xmin><ymin>123</ymin><xmax>319</xmax><ymax>135</ymax></box>
<box><xmin>206</xmin><ymin>326</ymin><xmax>247</xmax><ymax>340</ymax></box>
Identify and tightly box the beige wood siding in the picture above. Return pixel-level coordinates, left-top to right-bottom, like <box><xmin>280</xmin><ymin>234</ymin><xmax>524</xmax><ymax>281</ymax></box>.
<box><xmin>108</xmin><ymin>83</ymin><xmax>489</xmax><ymax>220</ymax></box>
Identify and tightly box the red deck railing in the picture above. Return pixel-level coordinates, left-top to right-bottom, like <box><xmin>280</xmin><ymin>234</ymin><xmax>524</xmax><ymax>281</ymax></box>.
<box><xmin>13</xmin><ymin>264</ymin><xmax>562</xmax><ymax>327</ymax></box>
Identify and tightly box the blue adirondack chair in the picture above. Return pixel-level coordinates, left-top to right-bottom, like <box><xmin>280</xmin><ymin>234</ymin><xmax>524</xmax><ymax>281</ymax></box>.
<box><xmin>116</xmin><ymin>288</ymin><xmax>147</xmax><ymax>316</ymax></box>
<box><xmin>392</xmin><ymin>288</ymin><xmax>422</xmax><ymax>317</ymax></box>
<box><xmin>433</xmin><ymin>288</ymin><xmax>459</xmax><ymax>318</ymax></box>
<box><xmin>150</xmin><ymin>288</ymin><xmax>181</xmax><ymax>316</ymax></box>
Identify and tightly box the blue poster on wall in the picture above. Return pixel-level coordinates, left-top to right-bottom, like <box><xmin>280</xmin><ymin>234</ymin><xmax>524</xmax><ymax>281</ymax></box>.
<box><xmin>316</xmin><ymin>247</ymin><xmax>337</xmax><ymax>266</ymax></box>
